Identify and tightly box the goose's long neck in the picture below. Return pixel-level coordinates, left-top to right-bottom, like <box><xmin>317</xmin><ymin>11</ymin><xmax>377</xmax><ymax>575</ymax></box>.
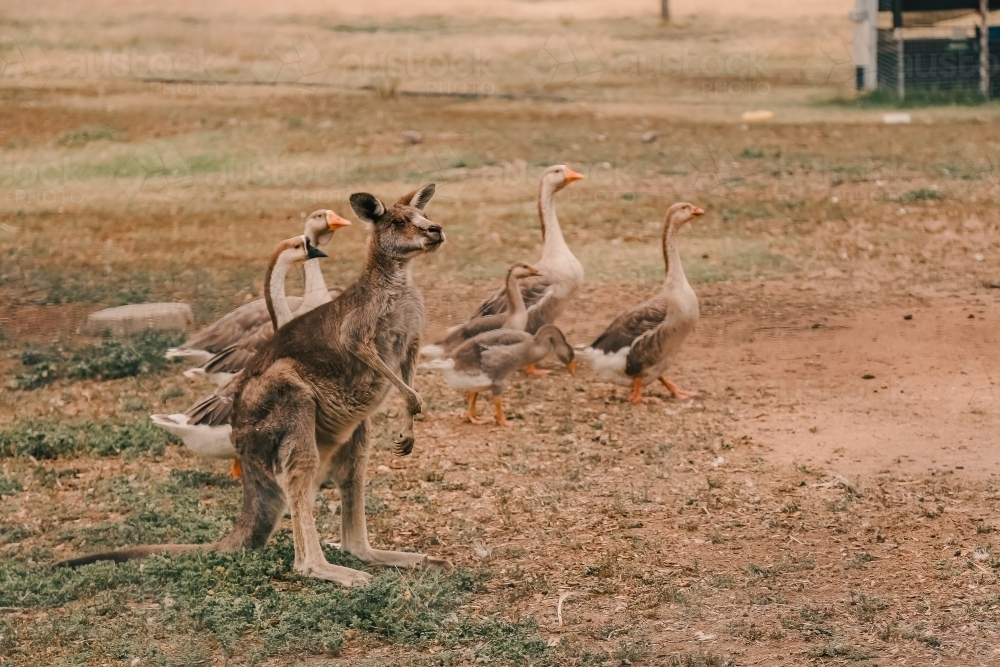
<box><xmin>662</xmin><ymin>218</ymin><xmax>686</xmax><ymax>287</ymax></box>
<box><xmin>503</xmin><ymin>272</ymin><xmax>529</xmax><ymax>329</ymax></box>
<box><xmin>298</xmin><ymin>259</ymin><xmax>332</xmax><ymax>313</ymax></box>
<box><xmin>538</xmin><ymin>181</ymin><xmax>568</xmax><ymax>262</ymax></box>
<box><xmin>264</xmin><ymin>255</ymin><xmax>296</xmax><ymax>330</ymax></box>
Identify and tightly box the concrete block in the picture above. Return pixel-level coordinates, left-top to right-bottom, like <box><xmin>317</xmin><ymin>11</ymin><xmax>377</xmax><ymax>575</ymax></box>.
<box><xmin>84</xmin><ymin>303</ymin><xmax>193</xmax><ymax>337</ymax></box>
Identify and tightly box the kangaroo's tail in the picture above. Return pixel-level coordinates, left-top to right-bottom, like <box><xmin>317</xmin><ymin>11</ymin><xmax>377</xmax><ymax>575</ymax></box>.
<box><xmin>57</xmin><ymin>542</ymin><xmax>219</xmax><ymax>568</ymax></box>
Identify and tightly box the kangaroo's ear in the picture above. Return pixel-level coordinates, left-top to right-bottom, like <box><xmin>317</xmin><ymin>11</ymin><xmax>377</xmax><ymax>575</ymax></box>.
<box><xmin>349</xmin><ymin>193</ymin><xmax>386</xmax><ymax>223</ymax></box>
<box><xmin>404</xmin><ymin>183</ymin><xmax>435</xmax><ymax>210</ymax></box>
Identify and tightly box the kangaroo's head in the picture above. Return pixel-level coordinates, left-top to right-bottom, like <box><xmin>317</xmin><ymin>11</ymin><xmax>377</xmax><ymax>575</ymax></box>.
<box><xmin>349</xmin><ymin>184</ymin><xmax>445</xmax><ymax>266</ymax></box>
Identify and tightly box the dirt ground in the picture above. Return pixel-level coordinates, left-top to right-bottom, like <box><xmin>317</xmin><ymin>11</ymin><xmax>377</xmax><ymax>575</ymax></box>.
<box><xmin>2</xmin><ymin>1</ymin><xmax>1000</xmax><ymax>665</ymax></box>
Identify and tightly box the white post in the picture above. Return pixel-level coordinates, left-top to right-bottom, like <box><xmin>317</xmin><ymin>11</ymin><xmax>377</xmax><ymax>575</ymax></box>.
<box><xmin>851</xmin><ymin>0</ymin><xmax>880</xmax><ymax>90</ymax></box>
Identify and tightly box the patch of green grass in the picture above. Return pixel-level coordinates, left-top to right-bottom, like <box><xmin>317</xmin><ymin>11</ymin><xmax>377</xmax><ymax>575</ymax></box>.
<box><xmin>897</xmin><ymin>188</ymin><xmax>945</xmax><ymax>203</ymax></box>
<box><xmin>845</xmin><ymin>552</ymin><xmax>876</xmax><ymax>570</ymax></box>
<box><xmin>43</xmin><ymin>279</ymin><xmax>150</xmax><ymax>306</ymax></box>
<box><xmin>0</xmin><ymin>545</ymin><xmax>551</xmax><ymax>665</ymax></box>
<box><xmin>851</xmin><ymin>87</ymin><xmax>987</xmax><ymax>108</ymax></box>
<box><xmin>665</xmin><ymin>651</ymin><xmax>734</xmax><ymax>666</ymax></box>
<box><xmin>12</xmin><ymin>330</ymin><xmax>184</xmax><ymax>389</ymax></box>
<box><xmin>0</xmin><ymin>417</ymin><xmax>177</xmax><ymax>459</ymax></box>
<box><xmin>740</xmin><ymin>147</ymin><xmax>764</xmax><ymax>159</ymax></box>
<box><xmin>0</xmin><ymin>475</ymin><xmax>23</xmax><ymax>495</ymax></box>
<box><xmin>808</xmin><ymin>641</ymin><xmax>873</xmax><ymax>661</ymax></box>
<box><xmin>56</xmin><ymin>124</ymin><xmax>125</xmax><ymax>148</ymax></box>
<box><xmin>849</xmin><ymin>590</ymin><xmax>889</xmax><ymax>623</ymax></box>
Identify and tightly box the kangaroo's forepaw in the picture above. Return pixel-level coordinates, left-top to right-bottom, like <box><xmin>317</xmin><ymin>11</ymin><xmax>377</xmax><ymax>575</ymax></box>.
<box><xmin>393</xmin><ymin>433</ymin><xmax>415</xmax><ymax>456</ymax></box>
<box><xmin>406</xmin><ymin>393</ymin><xmax>424</xmax><ymax>416</ymax></box>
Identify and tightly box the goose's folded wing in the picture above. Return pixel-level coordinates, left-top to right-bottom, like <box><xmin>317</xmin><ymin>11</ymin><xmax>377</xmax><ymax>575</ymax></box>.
<box><xmin>589</xmin><ymin>303</ymin><xmax>669</xmax><ymax>355</ymax></box>
<box><xmin>441</xmin><ymin>313</ymin><xmax>505</xmax><ymax>348</ymax></box>
<box><xmin>177</xmin><ymin>299</ymin><xmax>270</xmax><ymax>354</ymax></box>
<box><xmin>471</xmin><ymin>275</ymin><xmax>554</xmax><ymax>319</ymax></box>
<box><xmin>478</xmin><ymin>332</ymin><xmax>532</xmax><ymax>374</ymax></box>
<box><xmin>184</xmin><ymin>379</ymin><xmax>237</xmax><ymax>427</ymax></box>
<box><xmin>200</xmin><ymin>318</ymin><xmax>275</xmax><ymax>374</ymax></box>
<box><xmin>624</xmin><ymin>318</ymin><xmax>683</xmax><ymax>377</ymax></box>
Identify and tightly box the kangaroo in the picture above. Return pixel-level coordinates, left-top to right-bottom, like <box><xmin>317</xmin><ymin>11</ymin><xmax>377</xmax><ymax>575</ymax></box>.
<box><xmin>59</xmin><ymin>185</ymin><xmax>449</xmax><ymax>586</ymax></box>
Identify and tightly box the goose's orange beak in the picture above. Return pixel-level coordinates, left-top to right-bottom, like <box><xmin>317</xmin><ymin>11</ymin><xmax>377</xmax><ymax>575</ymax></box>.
<box><xmin>691</xmin><ymin>206</ymin><xmax>705</xmax><ymax>216</ymax></box>
<box><xmin>567</xmin><ymin>359</ymin><xmax>577</xmax><ymax>376</ymax></box>
<box><xmin>326</xmin><ymin>211</ymin><xmax>352</xmax><ymax>229</ymax></box>
<box><xmin>564</xmin><ymin>168</ymin><xmax>584</xmax><ymax>183</ymax></box>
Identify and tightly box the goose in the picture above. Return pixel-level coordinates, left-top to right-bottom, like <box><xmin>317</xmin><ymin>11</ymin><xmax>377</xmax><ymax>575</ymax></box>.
<box><xmin>441</xmin><ymin>324</ymin><xmax>575</xmax><ymax>426</ymax></box>
<box><xmin>151</xmin><ymin>234</ymin><xmax>328</xmax><ymax>476</ymax></box>
<box><xmin>584</xmin><ymin>202</ymin><xmax>704</xmax><ymax>404</ymax></box>
<box><xmin>182</xmin><ymin>210</ymin><xmax>350</xmax><ymax>385</ymax></box>
<box><xmin>464</xmin><ymin>165</ymin><xmax>584</xmax><ymax>374</ymax></box>
<box><xmin>420</xmin><ymin>262</ymin><xmax>539</xmax><ymax>360</ymax></box>
<box><xmin>166</xmin><ymin>209</ymin><xmax>349</xmax><ymax>368</ymax></box>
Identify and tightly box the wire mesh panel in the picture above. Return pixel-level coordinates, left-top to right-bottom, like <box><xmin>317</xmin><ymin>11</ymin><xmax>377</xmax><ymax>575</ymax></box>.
<box><xmin>877</xmin><ymin>29</ymin><xmax>902</xmax><ymax>89</ymax></box>
<box><xmin>902</xmin><ymin>37</ymin><xmax>980</xmax><ymax>89</ymax></box>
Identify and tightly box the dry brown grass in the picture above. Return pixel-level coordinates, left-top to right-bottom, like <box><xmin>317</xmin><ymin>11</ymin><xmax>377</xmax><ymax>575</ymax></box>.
<box><xmin>2</xmin><ymin>2</ymin><xmax>1000</xmax><ymax>665</ymax></box>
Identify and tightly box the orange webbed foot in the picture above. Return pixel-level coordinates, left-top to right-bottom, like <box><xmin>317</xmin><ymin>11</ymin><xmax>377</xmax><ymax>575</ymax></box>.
<box><xmin>660</xmin><ymin>377</ymin><xmax>697</xmax><ymax>400</ymax></box>
<box><xmin>229</xmin><ymin>458</ymin><xmax>243</xmax><ymax>479</ymax></box>
<box><xmin>524</xmin><ymin>364</ymin><xmax>552</xmax><ymax>376</ymax></box>
<box><xmin>494</xmin><ymin>397</ymin><xmax>510</xmax><ymax>427</ymax></box>
<box><xmin>629</xmin><ymin>377</ymin><xmax>646</xmax><ymax>404</ymax></box>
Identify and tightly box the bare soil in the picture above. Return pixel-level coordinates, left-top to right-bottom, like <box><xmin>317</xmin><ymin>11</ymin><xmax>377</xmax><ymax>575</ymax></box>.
<box><xmin>2</xmin><ymin>1</ymin><xmax>1000</xmax><ymax>665</ymax></box>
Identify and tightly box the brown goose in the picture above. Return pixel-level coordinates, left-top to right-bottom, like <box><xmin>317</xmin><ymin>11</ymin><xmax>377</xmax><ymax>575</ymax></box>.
<box><xmin>182</xmin><ymin>210</ymin><xmax>350</xmax><ymax>384</ymax></box>
<box><xmin>167</xmin><ymin>210</ymin><xmax>348</xmax><ymax>368</ymax></box>
<box><xmin>420</xmin><ymin>262</ymin><xmax>539</xmax><ymax>360</ymax></box>
<box><xmin>441</xmin><ymin>324</ymin><xmax>575</xmax><ymax>426</ymax></box>
<box><xmin>584</xmin><ymin>202</ymin><xmax>704</xmax><ymax>404</ymax></box>
<box><xmin>464</xmin><ymin>165</ymin><xmax>584</xmax><ymax>374</ymax></box>
<box><xmin>151</xmin><ymin>234</ymin><xmax>328</xmax><ymax>477</ymax></box>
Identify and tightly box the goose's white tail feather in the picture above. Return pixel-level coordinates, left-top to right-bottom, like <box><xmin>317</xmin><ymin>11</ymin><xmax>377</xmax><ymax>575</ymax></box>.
<box><xmin>583</xmin><ymin>346</ymin><xmax>632</xmax><ymax>386</ymax></box>
<box><xmin>419</xmin><ymin>344</ymin><xmax>446</xmax><ymax>359</ymax></box>
<box><xmin>166</xmin><ymin>348</ymin><xmax>213</xmax><ymax>365</ymax></box>
<box><xmin>182</xmin><ymin>367</ymin><xmax>235</xmax><ymax>386</ymax></box>
<box><xmin>441</xmin><ymin>363</ymin><xmax>492</xmax><ymax>393</ymax></box>
<box><xmin>419</xmin><ymin>357</ymin><xmax>454</xmax><ymax>370</ymax></box>
<box><xmin>150</xmin><ymin>414</ymin><xmax>234</xmax><ymax>459</ymax></box>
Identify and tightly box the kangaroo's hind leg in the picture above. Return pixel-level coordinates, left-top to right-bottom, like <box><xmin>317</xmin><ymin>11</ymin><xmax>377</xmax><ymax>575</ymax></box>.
<box><xmin>270</xmin><ymin>393</ymin><xmax>371</xmax><ymax>586</ymax></box>
<box><xmin>333</xmin><ymin>419</ymin><xmax>452</xmax><ymax>570</ymax></box>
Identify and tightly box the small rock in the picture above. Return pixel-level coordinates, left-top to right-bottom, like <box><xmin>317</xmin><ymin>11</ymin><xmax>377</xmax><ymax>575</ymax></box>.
<box><xmin>401</xmin><ymin>130</ymin><xmax>423</xmax><ymax>144</ymax></box>
<box><xmin>904</xmin><ymin>314</ymin><xmax>913</xmax><ymax>320</ymax></box>
<box><xmin>640</xmin><ymin>130</ymin><xmax>659</xmax><ymax>143</ymax></box>
<box><xmin>924</xmin><ymin>220</ymin><xmax>946</xmax><ymax>233</ymax></box>
<box><xmin>741</xmin><ymin>110</ymin><xmax>774</xmax><ymax>123</ymax></box>
<box><xmin>973</xmin><ymin>253</ymin><xmax>985</xmax><ymax>262</ymax></box>
<box><xmin>963</xmin><ymin>217</ymin><xmax>984</xmax><ymax>232</ymax></box>
<box><xmin>376</xmin><ymin>465</ymin><xmax>390</xmax><ymax>473</ymax></box>
<box><xmin>84</xmin><ymin>303</ymin><xmax>193</xmax><ymax>337</ymax></box>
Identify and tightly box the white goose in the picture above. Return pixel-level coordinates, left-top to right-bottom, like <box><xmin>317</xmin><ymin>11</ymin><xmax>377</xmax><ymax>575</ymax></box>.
<box><xmin>151</xmin><ymin>234</ymin><xmax>331</xmax><ymax>477</ymax></box>
<box><xmin>181</xmin><ymin>210</ymin><xmax>350</xmax><ymax>385</ymax></box>
<box><xmin>584</xmin><ymin>202</ymin><xmax>704</xmax><ymax>404</ymax></box>
<box><xmin>463</xmin><ymin>165</ymin><xmax>584</xmax><ymax>374</ymax></box>
<box><xmin>167</xmin><ymin>210</ymin><xmax>348</xmax><ymax>370</ymax></box>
